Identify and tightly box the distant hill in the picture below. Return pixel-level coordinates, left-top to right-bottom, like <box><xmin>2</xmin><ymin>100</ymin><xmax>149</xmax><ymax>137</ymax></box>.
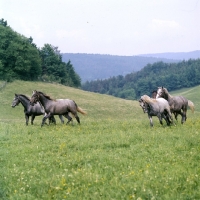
<box><xmin>62</xmin><ymin>51</ymin><xmax>200</xmax><ymax>83</ymax></box>
<box><xmin>81</xmin><ymin>59</ymin><xmax>200</xmax><ymax>100</ymax></box>
<box><xmin>138</xmin><ymin>50</ymin><xmax>200</xmax><ymax>60</ymax></box>
<box><xmin>62</xmin><ymin>54</ymin><xmax>179</xmax><ymax>83</ymax></box>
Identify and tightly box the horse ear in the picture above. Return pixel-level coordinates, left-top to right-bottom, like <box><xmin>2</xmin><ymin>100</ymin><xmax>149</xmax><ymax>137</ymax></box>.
<box><xmin>162</xmin><ymin>86</ymin><xmax>164</xmax><ymax>89</ymax></box>
<box><xmin>15</xmin><ymin>93</ymin><xmax>18</xmax><ymax>97</ymax></box>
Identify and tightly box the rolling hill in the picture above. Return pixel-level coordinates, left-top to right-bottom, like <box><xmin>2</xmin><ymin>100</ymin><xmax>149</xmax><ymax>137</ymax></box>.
<box><xmin>1</xmin><ymin>80</ymin><xmax>200</xmax><ymax>123</ymax></box>
<box><xmin>62</xmin><ymin>51</ymin><xmax>200</xmax><ymax>83</ymax></box>
<box><xmin>62</xmin><ymin>53</ymin><xmax>179</xmax><ymax>83</ymax></box>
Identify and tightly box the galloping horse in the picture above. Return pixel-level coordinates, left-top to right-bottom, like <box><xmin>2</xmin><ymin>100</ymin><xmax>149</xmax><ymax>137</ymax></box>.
<box><xmin>152</xmin><ymin>90</ymin><xmax>180</xmax><ymax>120</ymax></box>
<box><xmin>139</xmin><ymin>94</ymin><xmax>174</xmax><ymax>127</ymax></box>
<box><xmin>11</xmin><ymin>94</ymin><xmax>62</xmax><ymax>125</ymax></box>
<box><xmin>30</xmin><ymin>90</ymin><xmax>86</xmax><ymax>127</ymax></box>
<box><xmin>156</xmin><ymin>87</ymin><xmax>194</xmax><ymax>124</ymax></box>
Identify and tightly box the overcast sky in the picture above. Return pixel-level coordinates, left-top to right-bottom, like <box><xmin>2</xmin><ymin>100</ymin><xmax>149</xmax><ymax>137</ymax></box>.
<box><xmin>1</xmin><ymin>0</ymin><xmax>200</xmax><ymax>56</ymax></box>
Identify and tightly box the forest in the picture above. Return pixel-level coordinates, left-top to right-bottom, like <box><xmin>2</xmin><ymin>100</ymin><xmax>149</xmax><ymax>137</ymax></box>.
<box><xmin>82</xmin><ymin>59</ymin><xmax>200</xmax><ymax>100</ymax></box>
<box><xmin>0</xmin><ymin>19</ymin><xmax>81</xmax><ymax>87</ymax></box>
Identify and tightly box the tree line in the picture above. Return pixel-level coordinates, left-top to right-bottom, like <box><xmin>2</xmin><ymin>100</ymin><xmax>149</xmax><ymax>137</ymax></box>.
<box><xmin>0</xmin><ymin>18</ymin><xmax>81</xmax><ymax>87</ymax></box>
<box><xmin>82</xmin><ymin>59</ymin><xmax>200</xmax><ymax>100</ymax></box>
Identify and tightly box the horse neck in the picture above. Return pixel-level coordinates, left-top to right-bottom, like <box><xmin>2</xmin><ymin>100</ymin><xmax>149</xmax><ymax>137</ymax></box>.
<box><xmin>164</xmin><ymin>90</ymin><xmax>173</xmax><ymax>101</ymax></box>
<box><xmin>18</xmin><ymin>95</ymin><xmax>30</xmax><ymax>109</ymax></box>
<box><xmin>38</xmin><ymin>94</ymin><xmax>51</xmax><ymax>109</ymax></box>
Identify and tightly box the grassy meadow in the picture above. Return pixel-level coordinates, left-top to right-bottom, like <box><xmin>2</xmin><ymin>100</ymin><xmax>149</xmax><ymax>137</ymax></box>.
<box><xmin>0</xmin><ymin>80</ymin><xmax>200</xmax><ymax>200</ymax></box>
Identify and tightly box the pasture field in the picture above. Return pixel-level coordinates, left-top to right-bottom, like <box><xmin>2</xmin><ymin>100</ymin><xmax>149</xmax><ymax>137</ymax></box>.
<box><xmin>0</xmin><ymin>80</ymin><xmax>200</xmax><ymax>200</ymax></box>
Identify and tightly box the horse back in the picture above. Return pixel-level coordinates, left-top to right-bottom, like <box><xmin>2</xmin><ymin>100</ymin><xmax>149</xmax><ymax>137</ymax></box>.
<box><xmin>172</xmin><ymin>96</ymin><xmax>188</xmax><ymax>110</ymax></box>
<box><xmin>146</xmin><ymin>98</ymin><xmax>170</xmax><ymax>116</ymax></box>
<box><xmin>46</xmin><ymin>99</ymin><xmax>77</xmax><ymax>114</ymax></box>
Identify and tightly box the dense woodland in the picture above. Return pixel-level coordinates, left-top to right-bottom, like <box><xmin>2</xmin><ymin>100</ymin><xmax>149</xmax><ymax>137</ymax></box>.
<box><xmin>82</xmin><ymin>59</ymin><xmax>200</xmax><ymax>100</ymax></box>
<box><xmin>0</xmin><ymin>19</ymin><xmax>81</xmax><ymax>87</ymax></box>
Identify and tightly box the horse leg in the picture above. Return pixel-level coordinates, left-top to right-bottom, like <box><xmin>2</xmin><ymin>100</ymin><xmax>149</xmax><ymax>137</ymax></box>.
<box><xmin>25</xmin><ymin>114</ymin><xmax>29</xmax><ymax>126</ymax></box>
<box><xmin>166</xmin><ymin>108</ymin><xmax>176</xmax><ymax>126</ymax></box>
<box><xmin>75</xmin><ymin>116</ymin><xmax>80</xmax><ymax>124</ymax></box>
<box><xmin>31</xmin><ymin>115</ymin><xmax>35</xmax><ymax>125</ymax></box>
<box><xmin>41</xmin><ymin>113</ymin><xmax>51</xmax><ymax>127</ymax></box>
<box><xmin>48</xmin><ymin>116</ymin><xmax>52</xmax><ymax>124</ymax></box>
<box><xmin>163</xmin><ymin>109</ymin><xmax>172</xmax><ymax>126</ymax></box>
<box><xmin>59</xmin><ymin>115</ymin><xmax>64</xmax><ymax>124</ymax></box>
<box><xmin>162</xmin><ymin>113</ymin><xmax>170</xmax><ymax>126</ymax></box>
<box><xmin>157</xmin><ymin>114</ymin><xmax>163</xmax><ymax>126</ymax></box>
<box><xmin>63</xmin><ymin>113</ymin><xmax>73</xmax><ymax>124</ymax></box>
<box><xmin>174</xmin><ymin>112</ymin><xmax>178</xmax><ymax>121</ymax></box>
<box><xmin>178</xmin><ymin>110</ymin><xmax>186</xmax><ymax>124</ymax></box>
<box><xmin>182</xmin><ymin>107</ymin><xmax>187</xmax><ymax>123</ymax></box>
<box><xmin>73</xmin><ymin>113</ymin><xmax>80</xmax><ymax>124</ymax></box>
<box><xmin>148</xmin><ymin>115</ymin><xmax>153</xmax><ymax>127</ymax></box>
<box><xmin>49</xmin><ymin>115</ymin><xmax>56</xmax><ymax>124</ymax></box>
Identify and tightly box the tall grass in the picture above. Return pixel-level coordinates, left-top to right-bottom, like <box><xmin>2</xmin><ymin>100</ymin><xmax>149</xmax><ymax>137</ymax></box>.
<box><xmin>0</xmin><ymin>81</ymin><xmax>200</xmax><ymax>199</ymax></box>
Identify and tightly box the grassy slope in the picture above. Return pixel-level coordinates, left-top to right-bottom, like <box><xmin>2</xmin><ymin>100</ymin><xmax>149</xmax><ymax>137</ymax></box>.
<box><xmin>0</xmin><ymin>80</ymin><xmax>141</xmax><ymax>123</ymax></box>
<box><xmin>0</xmin><ymin>81</ymin><xmax>200</xmax><ymax>199</ymax></box>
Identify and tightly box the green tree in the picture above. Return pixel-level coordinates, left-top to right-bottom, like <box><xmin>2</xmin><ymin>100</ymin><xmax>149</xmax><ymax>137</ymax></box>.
<box><xmin>39</xmin><ymin>44</ymin><xmax>81</xmax><ymax>87</ymax></box>
<box><xmin>82</xmin><ymin>59</ymin><xmax>200</xmax><ymax>99</ymax></box>
<box><xmin>0</xmin><ymin>21</ymin><xmax>41</xmax><ymax>81</ymax></box>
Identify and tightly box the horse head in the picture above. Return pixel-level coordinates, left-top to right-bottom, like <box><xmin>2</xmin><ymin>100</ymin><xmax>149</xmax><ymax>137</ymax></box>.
<box><xmin>139</xmin><ymin>98</ymin><xmax>149</xmax><ymax>113</ymax></box>
<box><xmin>156</xmin><ymin>87</ymin><xmax>171</xmax><ymax>99</ymax></box>
<box><xmin>30</xmin><ymin>90</ymin><xmax>40</xmax><ymax>106</ymax></box>
<box><xmin>156</xmin><ymin>86</ymin><xmax>164</xmax><ymax>98</ymax></box>
<box><xmin>11</xmin><ymin>94</ymin><xmax>20</xmax><ymax>107</ymax></box>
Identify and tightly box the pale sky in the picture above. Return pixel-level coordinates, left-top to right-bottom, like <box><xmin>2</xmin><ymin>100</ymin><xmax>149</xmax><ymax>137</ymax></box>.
<box><xmin>1</xmin><ymin>0</ymin><xmax>200</xmax><ymax>56</ymax></box>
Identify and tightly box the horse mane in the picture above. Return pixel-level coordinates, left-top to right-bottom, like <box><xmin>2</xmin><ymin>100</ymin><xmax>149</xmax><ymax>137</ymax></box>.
<box><xmin>162</xmin><ymin>87</ymin><xmax>173</xmax><ymax>98</ymax></box>
<box><xmin>37</xmin><ymin>91</ymin><xmax>55</xmax><ymax>101</ymax></box>
<box><xmin>141</xmin><ymin>95</ymin><xmax>157</xmax><ymax>103</ymax></box>
<box><xmin>18</xmin><ymin>94</ymin><xmax>30</xmax><ymax>101</ymax></box>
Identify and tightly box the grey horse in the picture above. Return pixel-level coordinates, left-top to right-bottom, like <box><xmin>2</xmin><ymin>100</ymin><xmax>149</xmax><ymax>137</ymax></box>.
<box><xmin>156</xmin><ymin>87</ymin><xmax>194</xmax><ymax>124</ymax></box>
<box><xmin>139</xmin><ymin>94</ymin><xmax>174</xmax><ymax>127</ymax></box>
<box><xmin>30</xmin><ymin>90</ymin><xmax>86</xmax><ymax>127</ymax></box>
<box><xmin>11</xmin><ymin>94</ymin><xmax>63</xmax><ymax>125</ymax></box>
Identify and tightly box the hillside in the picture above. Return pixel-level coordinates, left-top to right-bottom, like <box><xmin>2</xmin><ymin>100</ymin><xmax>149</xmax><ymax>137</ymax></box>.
<box><xmin>62</xmin><ymin>51</ymin><xmax>200</xmax><ymax>83</ymax></box>
<box><xmin>81</xmin><ymin>59</ymin><xmax>200</xmax><ymax>100</ymax></box>
<box><xmin>62</xmin><ymin>53</ymin><xmax>179</xmax><ymax>83</ymax></box>
<box><xmin>0</xmin><ymin>80</ymin><xmax>139</xmax><ymax>123</ymax></box>
<box><xmin>1</xmin><ymin>80</ymin><xmax>200</xmax><ymax>123</ymax></box>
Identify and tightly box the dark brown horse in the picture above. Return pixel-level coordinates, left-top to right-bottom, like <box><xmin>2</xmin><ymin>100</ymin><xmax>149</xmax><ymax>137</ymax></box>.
<box><xmin>156</xmin><ymin>87</ymin><xmax>194</xmax><ymax>124</ymax></box>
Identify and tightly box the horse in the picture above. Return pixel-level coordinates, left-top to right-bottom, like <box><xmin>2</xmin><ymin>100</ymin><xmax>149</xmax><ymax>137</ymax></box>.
<box><xmin>30</xmin><ymin>90</ymin><xmax>86</xmax><ymax>127</ymax></box>
<box><xmin>11</xmin><ymin>94</ymin><xmax>63</xmax><ymax>125</ymax></box>
<box><xmin>156</xmin><ymin>87</ymin><xmax>194</xmax><ymax>124</ymax></box>
<box><xmin>139</xmin><ymin>94</ymin><xmax>174</xmax><ymax>127</ymax></box>
<box><xmin>152</xmin><ymin>90</ymin><xmax>181</xmax><ymax>120</ymax></box>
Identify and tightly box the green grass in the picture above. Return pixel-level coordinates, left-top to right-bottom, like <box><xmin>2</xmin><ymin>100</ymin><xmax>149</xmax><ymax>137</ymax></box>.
<box><xmin>0</xmin><ymin>81</ymin><xmax>200</xmax><ymax>199</ymax></box>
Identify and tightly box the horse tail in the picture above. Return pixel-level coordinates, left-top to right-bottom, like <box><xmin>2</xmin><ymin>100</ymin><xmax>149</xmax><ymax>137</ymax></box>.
<box><xmin>77</xmin><ymin>106</ymin><xmax>87</xmax><ymax>115</ymax></box>
<box><xmin>188</xmin><ymin>100</ymin><xmax>195</xmax><ymax>113</ymax></box>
